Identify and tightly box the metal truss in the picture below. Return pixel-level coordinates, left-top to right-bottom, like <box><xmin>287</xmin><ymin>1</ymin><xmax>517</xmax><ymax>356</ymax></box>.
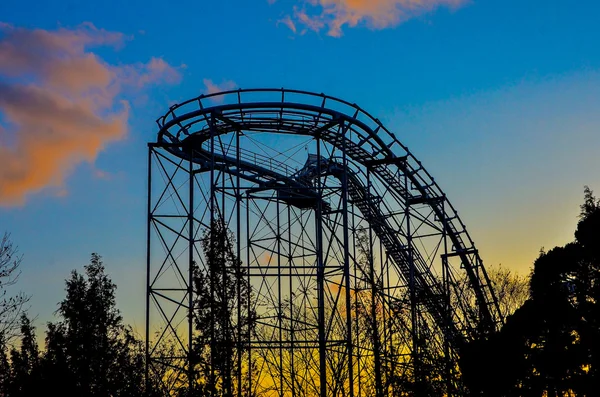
<box><xmin>146</xmin><ymin>89</ymin><xmax>503</xmax><ymax>397</ymax></box>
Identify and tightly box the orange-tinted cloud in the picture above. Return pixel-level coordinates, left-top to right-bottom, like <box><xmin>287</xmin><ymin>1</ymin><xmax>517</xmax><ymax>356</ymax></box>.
<box><xmin>277</xmin><ymin>0</ymin><xmax>467</xmax><ymax>37</ymax></box>
<box><xmin>277</xmin><ymin>15</ymin><xmax>298</xmax><ymax>34</ymax></box>
<box><xmin>0</xmin><ymin>23</ymin><xmax>182</xmax><ymax>206</ymax></box>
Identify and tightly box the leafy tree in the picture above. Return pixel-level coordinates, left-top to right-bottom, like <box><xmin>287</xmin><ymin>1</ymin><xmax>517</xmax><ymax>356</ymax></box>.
<box><xmin>0</xmin><ymin>332</ymin><xmax>11</xmax><ymax>396</ymax></box>
<box><xmin>0</xmin><ymin>253</ymin><xmax>153</xmax><ymax>397</ymax></box>
<box><xmin>579</xmin><ymin>185</ymin><xmax>600</xmax><ymax>219</ymax></box>
<box><xmin>192</xmin><ymin>218</ymin><xmax>256</xmax><ymax>396</ymax></box>
<box><xmin>41</xmin><ymin>321</ymin><xmax>74</xmax><ymax>395</ymax></box>
<box><xmin>42</xmin><ymin>253</ymin><xmax>146</xmax><ymax>397</ymax></box>
<box><xmin>0</xmin><ymin>233</ymin><xmax>29</xmax><ymax>340</ymax></box>
<box><xmin>462</xmin><ymin>186</ymin><xmax>600</xmax><ymax>396</ymax></box>
<box><xmin>8</xmin><ymin>314</ymin><xmax>40</xmax><ymax>397</ymax></box>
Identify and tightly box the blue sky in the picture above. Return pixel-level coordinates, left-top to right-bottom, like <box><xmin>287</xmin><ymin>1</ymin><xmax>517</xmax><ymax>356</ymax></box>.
<box><xmin>1</xmin><ymin>0</ymin><xmax>599</xmax><ymax>331</ymax></box>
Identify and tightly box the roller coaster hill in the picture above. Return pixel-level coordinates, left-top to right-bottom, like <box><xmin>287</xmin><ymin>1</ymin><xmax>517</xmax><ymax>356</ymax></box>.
<box><xmin>145</xmin><ymin>88</ymin><xmax>504</xmax><ymax>396</ymax></box>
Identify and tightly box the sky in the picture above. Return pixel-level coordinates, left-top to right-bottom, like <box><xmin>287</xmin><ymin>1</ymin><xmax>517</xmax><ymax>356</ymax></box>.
<box><xmin>0</xmin><ymin>0</ymin><xmax>599</xmax><ymax>333</ymax></box>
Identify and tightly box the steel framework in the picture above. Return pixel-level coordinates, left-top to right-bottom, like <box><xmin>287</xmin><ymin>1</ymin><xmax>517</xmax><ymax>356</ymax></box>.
<box><xmin>146</xmin><ymin>89</ymin><xmax>503</xmax><ymax>397</ymax></box>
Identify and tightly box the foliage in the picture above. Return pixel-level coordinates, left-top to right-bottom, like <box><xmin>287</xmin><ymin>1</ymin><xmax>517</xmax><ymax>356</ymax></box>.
<box><xmin>462</xmin><ymin>186</ymin><xmax>600</xmax><ymax>396</ymax></box>
<box><xmin>7</xmin><ymin>314</ymin><xmax>40</xmax><ymax>397</ymax></box>
<box><xmin>487</xmin><ymin>264</ymin><xmax>530</xmax><ymax>320</ymax></box>
<box><xmin>579</xmin><ymin>185</ymin><xmax>600</xmax><ymax>219</ymax></box>
<box><xmin>2</xmin><ymin>186</ymin><xmax>599</xmax><ymax>397</ymax></box>
<box><xmin>0</xmin><ymin>333</ymin><xmax>9</xmax><ymax>395</ymax></box>
<box><xmin>0</xmin><ymin>253</ymin><xmax>152</xmax><ymax>397</ymax></box>
<box><xmin>43</xmin><ymin>253</ymin><xmax>146</xmax><ymax>396</ymax></box>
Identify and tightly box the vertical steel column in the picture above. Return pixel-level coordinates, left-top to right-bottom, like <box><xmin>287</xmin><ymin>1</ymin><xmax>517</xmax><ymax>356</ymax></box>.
<box><xmin>366</xmin><ymin>169</ymin><xmax>383</xmax><ymax>397</ymax></box>
<box><xmin>245</xmin><ymin>191</ymin><xmax>252</xmax><ymax>397</ymax></box>
<box><xmin>352</xmin><ymin>198</ymin><xmax>362</xmax><ymax>397</ymax></box>
<box><xmin>222</xmin><ymin>143</ymin><xmax>232</xmax><ymax>397</ymax></box>
<box><xmin>145</xmin><ymin>145</ymin><xmax>153</xmax><ymax>395</ymax></box>
<box><xmin>315</xmin><ymin>137</ymin><xmax>327</xmax><ymax>397</ymax></box>
<box><xmin>405</xmin><ymin>173</ymin><xmax>420</xmax><ymax>394</ymax></box>
<box><xmin>383</xmin><ymin>182</ymin><xmax>394</xmax><ymax>396</ymax></box>
<box><xmin>341</xmin><ymin>125</ymin><xmax>355</xmax><ymax>397</ymax></box>
<box><xmin>441</xmin><ymin>198</ymin><xmax>453</xmax><ymax>396</ymax></box>
<box><xmin>188</xmin><ymin>146</ymin><xmax>195</xmax><ymax>395</ymax></box>
<box><xmin>276</xmin><ymin>197</ymin><xmax>283</xmax><ymax>397</ymax></box>
<box><xmin>209</xmin><ymin>114</ymin><xmax>217</xmax><ymax>395</ymax></box>
<box><xmin>287</xmin><ymin>204</ymin><xmax>296</xmax><ymax>397</ymax></box>
<box><xmin>235</xmin><ymin>130</ymin><xmax>242</xmax><ymax>397</ymax></box>
<box><xmin>379</xmin><ymin>225</ymin><xmax>388</xmax><ymax>396</ymax></box>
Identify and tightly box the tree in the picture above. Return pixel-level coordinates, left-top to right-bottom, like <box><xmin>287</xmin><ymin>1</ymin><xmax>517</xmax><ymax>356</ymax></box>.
<box><xmin>192</xmin><ymin>218</ymin><xmax>256</xmax><ymax>396</ymax></box>
<box><xmin>42</xmin><ymin>253</ymin><xmax>146</xmax><ymax>397</ymax></box>
<box><xmin>41</xmin><ymin>321</ymin><xmax>74</xmax><ymax>395</ymax></box>
<box><xmin>0</xmin><ymin>233</ymin><xmax>29</xmax><ymax>340</ymax></box>
<box><xmin>8</xmin><ymin>314</ymin><xmax>40</xmax><ymax>397</ymax></box>
<box><xmin>0</xmin><ymin>332</ymin><xmax>11</xmax><ymax>396</ymax></box>
<box><xmin>487</xmin><ymin>264</ymin><xmax>530</xmax><ymax>320</ymax></box>
<box><xmin>579</xmin><ymin>185</ymin><xmax>600</xmax><ymax>219</ymax></box>
<box><xmin>462</xmin><ymin>186</ymin><xmax>600</xmax><ymax>396</ymax></box>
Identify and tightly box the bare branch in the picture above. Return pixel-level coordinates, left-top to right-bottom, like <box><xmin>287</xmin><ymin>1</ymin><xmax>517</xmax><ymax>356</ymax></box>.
<box><xmin>0</xmin><ymin>232</ymin><xmax>30</xmax><ymax>340</ymax></box>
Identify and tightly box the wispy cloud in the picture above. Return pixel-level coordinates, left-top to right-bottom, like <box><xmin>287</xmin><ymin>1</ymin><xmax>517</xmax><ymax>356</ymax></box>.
<box><xmin>277</xmin><ymin>15</ymin><xmax>297</xmax><ymax>34</ymax></box>
<box><xmin>202</xmin><ymin>78</ymin><xmax>237</xmax><ymax>95</ymax></box>
<box><xmin>275</xmin><ymin>0</ymin><xmax>467</xmax><ymax>37</ymax></box>
<box><xmin>0</xmin><ymin>23</ymin><xmax>182</xmax><ymax>206</ymax></box>
<box><xmin>202</xmin><ymin>79</ymin><xmax>238</xmax><ymax>103</ymax></box>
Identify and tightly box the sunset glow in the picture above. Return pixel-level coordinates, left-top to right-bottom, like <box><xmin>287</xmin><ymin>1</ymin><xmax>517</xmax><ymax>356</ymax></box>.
<box><xmin>1</xmin><ymin>1</ymin><xmax>599</xmax><ymax>395</ymax></box>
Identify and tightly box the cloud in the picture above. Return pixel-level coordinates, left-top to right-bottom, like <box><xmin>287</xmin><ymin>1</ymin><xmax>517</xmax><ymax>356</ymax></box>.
<box><xmin>277</xmin><ymin>15</ymin><xmax>297</xmax><ymax>34</ymax></box>
<box><xmin>93</xmin><ymin>168</ymin><xmax>113</xmax><ymax>181</ymax></box>
<box><xmin>202</xmin><ymin>79</ymin><xmax>238</xmax><ymax>104</ymax></box>
<box><xmin>121</xmin><ymin>57</ymin><xmax>183</xmax><ymax>88</ymax></box>
<box><xmin>0</xmin><ymin>23</ymin><xmax>182</xmax><ymax>206</ymax></box>
<box><xmin>276</xmin><ymin>0</ymin><xmax>467</xmax><ymax>37</ymax></box>
<box><xmin>202</xmin><ymin>78</ymin><xmax>237</xmax><ymax>95</ymax></box>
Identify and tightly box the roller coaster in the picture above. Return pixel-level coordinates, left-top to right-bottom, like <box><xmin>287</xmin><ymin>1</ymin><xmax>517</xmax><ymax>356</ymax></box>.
<box><xmin>146</xmin><ymin>89</ymin><xmax>503</xmax><ymax>396</ymax></box>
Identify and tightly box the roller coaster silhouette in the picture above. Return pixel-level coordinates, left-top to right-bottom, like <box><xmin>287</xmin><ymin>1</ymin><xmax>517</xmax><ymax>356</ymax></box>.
<box><xmin>146</xmin><ymin>89</ymin><xmax>502</xmax><ymax>396</ymax></box>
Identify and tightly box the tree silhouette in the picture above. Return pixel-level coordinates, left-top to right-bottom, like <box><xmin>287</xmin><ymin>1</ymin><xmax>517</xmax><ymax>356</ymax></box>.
<box><xmin>462</xmin><ymin>186</ymin><xmax>600</xmax><ymax>396</ymax></box>
<box><xmin>192</xmin><ymin>218</ymin><xmax>256</xmax><ymax>396</ymax></box>
<box><xmin>42</xmin><ymin>253</ymin><xmax>146</xmax><ymax>397</ymax></box>
<box><xmin>0</xmin><ymin>333</ymin><xmax>9</xmax><ymax>396</ymax></box>
<box><xmin>486</xmin><ymin>264</ymin><xmax>530</xmax><ymax>320</ymax></box>
<box><xmin>7</xmin><ymin>314</ymin><xmax>40</xmax><ymax>397</ymax></box>
<box><xmin>0</xmin><ymin>254</ymin><xmax>157</xmax><ymax>397</ymax></box>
